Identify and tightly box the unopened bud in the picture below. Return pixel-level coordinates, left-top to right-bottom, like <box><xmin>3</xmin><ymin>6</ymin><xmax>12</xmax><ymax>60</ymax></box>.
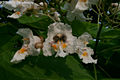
<box><xmin>50</xmin><ymin>8</ymin><xmax>56</xmax><ymax>12</ymax></box>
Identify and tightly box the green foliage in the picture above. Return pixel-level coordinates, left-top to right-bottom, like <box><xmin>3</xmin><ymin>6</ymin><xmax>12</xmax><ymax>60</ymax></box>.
<box><xmin>0</xmin><ymin>0</ymin><xmax>120</xmax><ymax>80</ymax></box>
<box><xmin>1</xmin><ymin>16</ymin><xmax>120</xmax><ymax>79</ymax></box>
<box><xmin>18</xmin><ymin>15</ymin><xmax>49</xmax><ymax>24</ymax></box>
<box><xmin>0</xmin><ymin>31</ymin><xmax>94</xmax><ymax>80</ymax></box>
<box><xmin>0</xmin><ymin>18</ymin><xmax>96</xmax><ymax>80</ymax></box>
<box><xmin>101</xmin><ymin>29</ymin><xmax>120</xmax><ymax>39</ymax></box>
<box><xmin>71</xmin><ymin>20</ymin><xmax>98</xmax><ymax>37</ymax></box>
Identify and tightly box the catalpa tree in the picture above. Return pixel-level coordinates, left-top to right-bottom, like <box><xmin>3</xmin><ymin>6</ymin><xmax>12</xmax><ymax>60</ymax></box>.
<box><xmin>0</xmin><ymin>0</ymin><xmax>120</xmax><ymax>80</ymax></box>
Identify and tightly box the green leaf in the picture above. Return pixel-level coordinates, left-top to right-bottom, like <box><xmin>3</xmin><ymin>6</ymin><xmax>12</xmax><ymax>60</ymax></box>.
<box><xmin>18</xmin><ymin>15</ymin><xmax>49</xmax><ymax>24</ymax></box>
<box><xmin>100</xmin><ymin>29</ymin><xmax>120</xmax><ymax>39</ymax></box>
<box><xmin>71</xmin><ymin>20</ymin><xmax>98</xmax><ymax>37</ymax></box>
<box><xmin>0</xmin><ymin>25</ymin><xmax>94</xmax><ymax>80</ymax></box>
<box><xmin>28</xmin><ymin>17</ymin><xmax>53</xmax><ymax>30</ymax></box>
<box><xmin>0</xmin><ymin>43</ymin><xmax>94</xmax><ymax>80</ymax></box>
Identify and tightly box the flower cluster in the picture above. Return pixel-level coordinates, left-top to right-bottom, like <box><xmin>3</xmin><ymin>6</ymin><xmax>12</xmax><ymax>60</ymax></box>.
<box><xmin>1</xmin><ymin>0</ymin><xmax>39</xmax><ymax>18</ymax></box>
<box><xmin>63</xmin><ymin>0</ymin><xmax>98</xmax><ymax>21</ymax></box>
<box><xmin>11</xmin><ymin>22</ymin><xmax>97</xmax><ymax>64</ymax></box>
<box><xmin>0</xmin><ymin>0</ymin><xmax>98</xmax><ymax>21</ymax></box>
<box><xmin>43</xmin><ymin>22</ymin><xmax>97</xmax><ymax>64</ymax></box>
<box><xmin>0</xmin><ymin>0</ymin><xmax>98</xmax><ymax>64</ymax></box>
<box><xmin>0</xmin><ymin>0</ymin><xmax>60</xmax><ymax>21</ymax></box>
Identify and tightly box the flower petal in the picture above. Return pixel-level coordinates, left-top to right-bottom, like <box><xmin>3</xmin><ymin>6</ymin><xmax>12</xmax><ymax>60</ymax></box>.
<box><xmin>75</xmin><ymin>0</ymin><xmax>89</xmax><ymax>11</ymax></box>
<box><xmin>55</xmin><ymin>46</ymin><xmax>68</xmax><ymax>58</ymax></box>
<box><xmin>11</xmin><ymin>50</ymin><xmax>28</xmax><ymax>63</ymax></box>
<box><xmin>79</xmin><ymin>54</ymin><xmax>97</xmax><ymax>64</ymax></box>
<box><xmin>17</xmin><ymin>28</ymin><xmax>34</xmax><ymax>38</ymax></box>
<box><xmin>8</xmin><ymin>12</ymin><xmax>22</xmax><ymax>19</ymax></box>
<box><xmin>78</xmin><ymin>32</ymin><xmax>93</xmax><ymax>42</ymax></box>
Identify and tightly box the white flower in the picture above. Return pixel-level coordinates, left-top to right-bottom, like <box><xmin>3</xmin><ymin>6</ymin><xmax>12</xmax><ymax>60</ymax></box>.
<box><xmin>1</xmin><ymin>1</ymin><xmax>39</xmax><ymax>18</ymax></box>
<box><xmin>63</xmin><ymin>0</ymin><xmax>98</xmax><ymax>21</ymax></box>
<box><xmin>76</xmin><ymin>32</ymin><xmax>97</xmax><ymax>64</ymax></box>
<box><xmin>43</xmin><ymin>22</ymin><xmax>77</xmax><ymax>57</ymax></box>
<box><xmin>66</xmin><ymin>10</ymin><xmax>86</xmax><ymax>22</ymax></box>
<box><xmin>78</xmin><ymin>47</ymin><xmax>97</xmax><ymax>64</ymax></box>
<box><xmin>11</xmin><ymin>28</ymin><xmax>43</xmax><ymax>63</ymax></box>
<box><xmin>8</xmin><ymin>11</ymin><xmax>22</xmax><ymax>18</ymax></box>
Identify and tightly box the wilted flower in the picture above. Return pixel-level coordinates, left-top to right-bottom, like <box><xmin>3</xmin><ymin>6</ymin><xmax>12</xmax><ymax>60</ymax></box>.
<box><xmin>1</xmin><ymin>0</ymin><xmax>40</xmax><ymax>18</ymax></box>
<box><xmin>43</xmin><ymin>22</ymin><xmax>77</xmax><ymax>57</ymax></box>
<box><xmin>11</xmin><ymin>28</ymin><xmax>43</xmax><ymax>63</ymax></box>
<box><xmin>63</xmin><ymin>0</ymin><xmax>98</xmax><ymax>21</ymax></box>
<box><xmin>76</xmin><ymin>32</ymin><xmax>97</xmax><ymax>64</ymax></box>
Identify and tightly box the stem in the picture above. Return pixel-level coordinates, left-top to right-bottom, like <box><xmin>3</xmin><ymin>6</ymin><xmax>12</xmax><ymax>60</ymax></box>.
<box><xmin>37</xmin><ymin>13</ymin><xmax>56</xmax><ymax>22</ymax></box>
<box><xmin>94</xmin><ymin>15</ymin><xmax>103</xmax><ymax>55</ymax></box>
<box><xmin>93</xmin><ymin>64</ymin><xmax>97</xmax><ymax>80</ymax></box>
<box><xmin>98</xmin><ymin>65</ymin><xmax>111</xmax><ymax>78</ymax></box>
<box><xmin>93</xmin><ymin>15</ymin><xmax>103</xmax><ymax>80</ymax></box>
<box><xmin>47</xmin><ymin>14</ymin><xmax>56</xmax><ymax>22</ymax></box>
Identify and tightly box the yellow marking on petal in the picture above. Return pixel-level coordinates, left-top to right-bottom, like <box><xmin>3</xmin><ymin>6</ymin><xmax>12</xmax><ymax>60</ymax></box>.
<box><xmin>57</xmin><ymin>41</ymin><xmax>59</xmax><ymax>44</ymax></box>
<box><xmin>52</xmin><ymin>44</ymin><xmax>57</xmax><ymax>51</ymax></box>
<box><xmin>62</xmin><ymin>43</ymin><xmax>67</xmax><ymax>49</ymax></box>
<box><xmin>22</xmin><ymin>38</ymin><xmax>29</xmax><ymax>41</ymax></box>
<box><xmin>79</xmin><ymin>0</ymin><xmax>87</xmax><ymax>2</ymax></box>
<box><xmin>82</xmin><ymin>51</ymin><xmax>88</xmax><ymax>56</ymax></box>
<box><xmin>16</xmin><ymin>11</ymin><xmax>21</xmax><ymax>15</ymax></box>
<box><xmin>61</xmin><ymin>40</ymin><xmax>63</xmax><ymax>44</ymax></box>
<box><xmin>18</xmin><ymin>48</ymin><xmax>27</xmax><ymax>54</ymax></box>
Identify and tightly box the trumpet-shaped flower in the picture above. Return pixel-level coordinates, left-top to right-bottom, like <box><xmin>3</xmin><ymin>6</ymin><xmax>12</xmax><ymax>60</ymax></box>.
<box><xmin>11</xmin><ymin>28</ymin><xmax>43</xmax><ymax>63</ymax></box>
<box><xmin>43</xmin><ymin>22</ymin><xmax>77</xmax><ymax>57</ymax></box>
<box><xmin>76</xmin><ymin>32</ymin><xmax>97</xmax><ymax>64</ymax></box>
<box><xmin>1</xmin><ymin>0</ymin><xmax>39</xmax><ymax>18</ymax></box>
<box><xmin>63</xmin><ymin>0</ymin><xmax>98</xmax><ymax>21</ymax></box>
<box><xmin>78</xmin><ymin>47</ymin><xmax>97</xmax><ymax>64</ymax></box>
<box><xmin>8</xmin><ymin>11</ymin><xmax>22</xmax><ymax>18</ymax></box>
